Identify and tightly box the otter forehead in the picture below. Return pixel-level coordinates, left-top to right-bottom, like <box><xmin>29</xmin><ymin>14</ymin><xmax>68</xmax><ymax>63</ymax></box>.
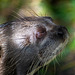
<box><xmin>11</xmin><ymin>16</ymin><xmax>55</xmax><ymax>27</ymax></box>
<box><xmin>11</xmin><ymin>17</ymin><xmax>56</xmax><ymax>34</ymax></box>
<box><xmin>11</xmin><ymin>17</ymin><xmax>56</xmax><ymax>46</ymax></box>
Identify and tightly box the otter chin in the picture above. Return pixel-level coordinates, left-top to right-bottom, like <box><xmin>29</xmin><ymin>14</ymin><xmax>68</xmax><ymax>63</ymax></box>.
<box><xmin>0</xmin><ymin>16</ymin><xmax>69</xmax><ymax>75</ymax></box>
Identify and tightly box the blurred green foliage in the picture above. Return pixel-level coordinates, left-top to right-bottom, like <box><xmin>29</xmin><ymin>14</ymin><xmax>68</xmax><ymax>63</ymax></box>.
<box><xmin>0</xmin><ymin>0</ymin><xmax>28</xmax><ymax>24</ymax></box>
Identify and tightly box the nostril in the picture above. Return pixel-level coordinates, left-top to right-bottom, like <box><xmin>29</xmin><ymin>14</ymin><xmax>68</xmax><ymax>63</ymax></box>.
<box><xmin>57</xmin><ymin>30</ymin><xmax>64</xmax><ymax>37</ymax></box>
<box><xmin>57</xmin><ymin>26</ymin><xmax>66</xmax><ymax>38</ymax></box>
<box><xmin>52</xmin><ymin>25</ymin><xmax>68</xmax><ymax>40</ymax></box>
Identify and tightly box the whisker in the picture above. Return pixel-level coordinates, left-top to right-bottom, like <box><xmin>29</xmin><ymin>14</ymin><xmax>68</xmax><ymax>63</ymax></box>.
<box><xmin>53</xmin><ymin>59</ymin><xmax>56</xmax><ymax>75</ymax></box>
<box><xmin>12</xmin><ymin>11</ymin><xmax>25</xmax><ymax>20</ymax></box>
<box><xmin>26</xmin><ymin>9</ymin><xmax>36</xmax><ymax>17</ymax></box>
<box><xmin>27</xmin><ymin>60</ymin><xmax>35</xmax><ymax>74</ymax></box>
<box><xmin>44</xmin><ymin>64</ymin><xmax>49</xmax><ymax>75</ymax></box>
<box><xmin>11</xmin><ymin>14</ymin><xmax>22</xmax><ymax>21</ymax></box>
<box><xmin>29</xmin><ymin>8</ymin><xmax>39</xmax><ymax>17</ymax></box>
<box><xmin>55</xmin><ymin>57</ymin><xmax>60</xmax><ymax>66</ymax></box>
<box><xmin>3</xmin><ymin>58</ymin><xmax>20</xmax><ymax>74</ymax></box>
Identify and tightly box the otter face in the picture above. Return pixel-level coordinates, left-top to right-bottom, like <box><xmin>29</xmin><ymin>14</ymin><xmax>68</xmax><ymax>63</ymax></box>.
<box><xmin>27</xmin><ymin>17</ymin><xmax>69</xmax><ymax>66</ymax></box>
<box><xmin>1</xmin><ymin>17</ymin><xmax>69</xmax><ymax>75</ymax></box>
<box><xmin>36</xmin><ymin>24</ymin><xmax>69</xmax><ymax>65</ymax></box>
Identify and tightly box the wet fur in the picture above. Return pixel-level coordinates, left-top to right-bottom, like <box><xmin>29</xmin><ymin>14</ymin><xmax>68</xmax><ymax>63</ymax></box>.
<box><xmin>0</xmin><ymin>17</ymin><xmax>69</xmax><ymax>75</ymax></box>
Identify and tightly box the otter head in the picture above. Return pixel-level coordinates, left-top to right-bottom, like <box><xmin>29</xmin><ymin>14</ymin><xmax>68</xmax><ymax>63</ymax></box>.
<box><xmin>0</xmin><ymin>17</ymin><xmax>69</xmax><ymax>75</ymax></box>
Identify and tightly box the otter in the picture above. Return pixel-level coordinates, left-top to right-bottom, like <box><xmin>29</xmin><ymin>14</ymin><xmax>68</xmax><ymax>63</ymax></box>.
<box><xmin>0</xmin><ymin>17</ymin><xmax>69</xmax><ymax>75</ymax></box>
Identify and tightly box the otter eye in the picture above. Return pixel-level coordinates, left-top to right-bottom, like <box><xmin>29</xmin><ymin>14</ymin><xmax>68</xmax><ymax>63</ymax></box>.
<box><xmin>36</xmin><ymin>26</ymin><xmax>46</xmax><ymax>39</ymax></box>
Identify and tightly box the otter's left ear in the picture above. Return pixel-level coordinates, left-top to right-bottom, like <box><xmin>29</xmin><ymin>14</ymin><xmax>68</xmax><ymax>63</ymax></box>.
<box><xmin>43</xmin><ymin>17</ymin><xmax>53</xmax><ymax>21</ymax></box>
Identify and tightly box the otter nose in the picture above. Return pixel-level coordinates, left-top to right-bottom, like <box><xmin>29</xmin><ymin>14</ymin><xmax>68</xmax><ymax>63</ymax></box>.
<box><xmin>56</xmin><ymin>26</ymin><xmax>68</xmax><ymax>38</ymax></box>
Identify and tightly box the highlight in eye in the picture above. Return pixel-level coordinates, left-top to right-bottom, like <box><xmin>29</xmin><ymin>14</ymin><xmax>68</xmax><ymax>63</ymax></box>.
<box><xmin>36</xmin><ymin>26</ymin><xmax>47</xmax><ymax>39</ymax></box>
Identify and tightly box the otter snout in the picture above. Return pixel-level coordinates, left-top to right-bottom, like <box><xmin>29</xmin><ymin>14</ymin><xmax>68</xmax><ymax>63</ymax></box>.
<box><xmin>56</xmin><ymin>26</ymin><xmax>68</xmax><ymax>38</ymax></box>
<box><xmin>51</xmin><ymin>25</ymin><xmax>69</xmax><ymax>42</ymax></box>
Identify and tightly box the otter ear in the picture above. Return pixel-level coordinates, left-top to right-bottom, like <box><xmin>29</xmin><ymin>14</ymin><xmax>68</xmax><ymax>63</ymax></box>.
<box><xmin>43</xmin><ymin>17</ymin><xmax>53</xmax><ymax>21</ymax></box>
